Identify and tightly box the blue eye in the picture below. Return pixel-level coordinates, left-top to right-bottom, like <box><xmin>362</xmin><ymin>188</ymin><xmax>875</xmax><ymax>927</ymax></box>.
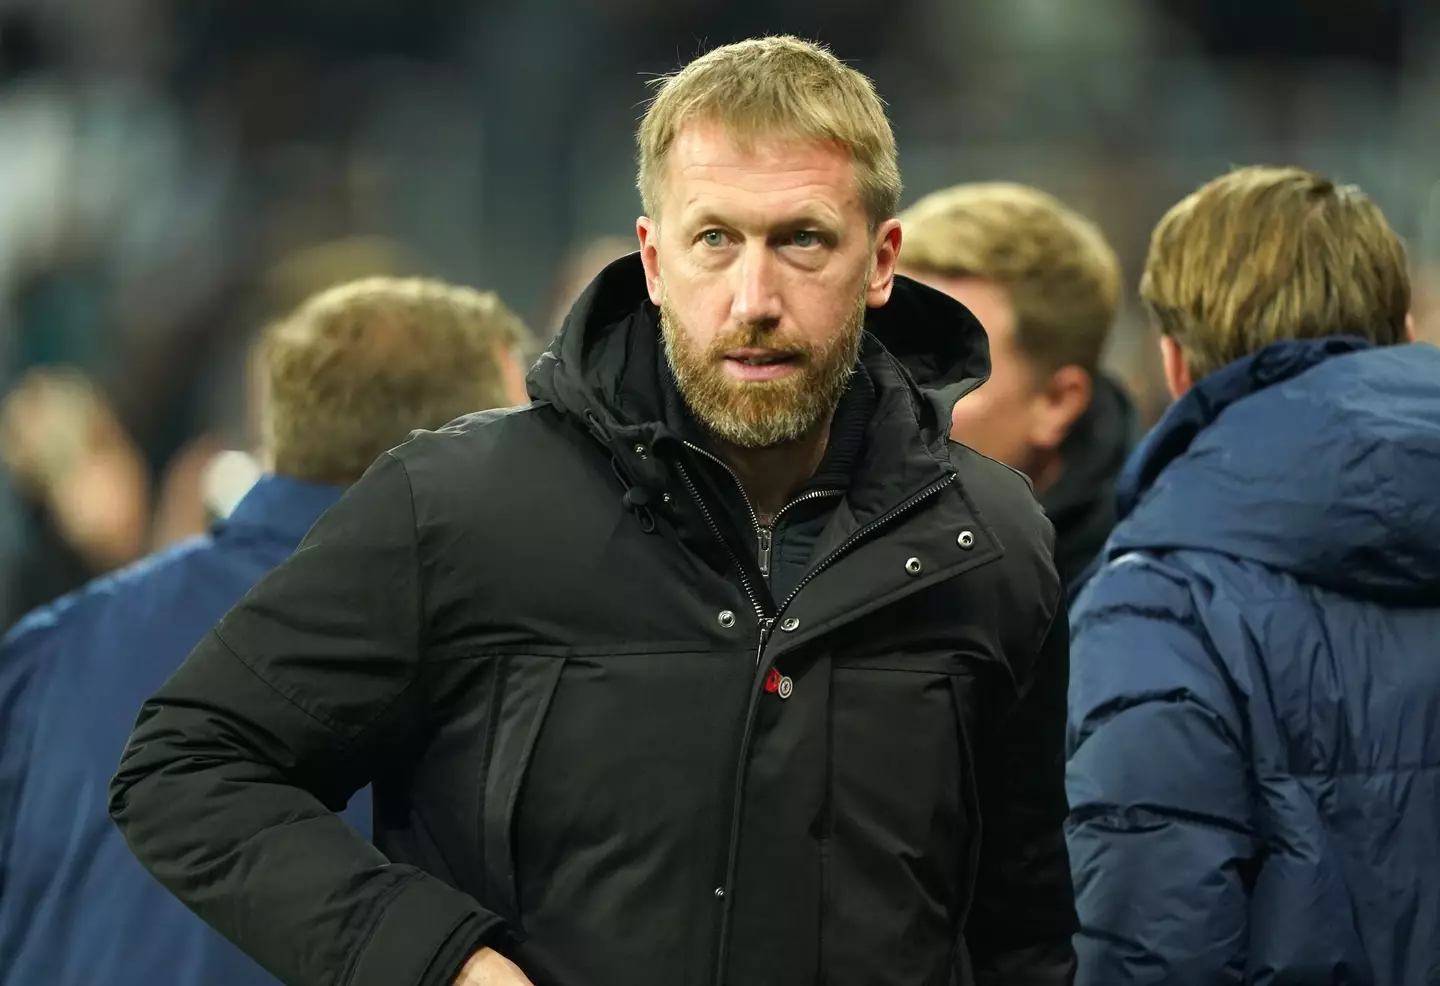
<box><xmin>791</xmin><ymin>230</ymin><xmax>821</xmax><ymax>247</ymax></box>
<box><xmin>701</xmin><ymin>230</ymin><xmax>726</xmax><ymax>247</ymax></box>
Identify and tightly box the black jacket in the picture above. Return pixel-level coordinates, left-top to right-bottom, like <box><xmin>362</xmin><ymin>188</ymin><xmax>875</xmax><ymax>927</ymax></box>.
<box><xmin>1040</xmin><ymin>374</ymin><xmax>1137</xmax><ymax>594</ymax></box>
<box><xmin>110</xmin><ymin>256</ymin><xmax>1076</xmax><ymax>986</ymax></box>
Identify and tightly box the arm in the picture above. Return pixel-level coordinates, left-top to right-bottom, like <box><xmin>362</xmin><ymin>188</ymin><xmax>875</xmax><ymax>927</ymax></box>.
<box><xmin>109</xmin><ymin>452</ymin><xmax>509</xmax><ymax>986</ymax></box>
<box><xmin>1066</xmin><ymin>564</ymin><xmax>1254</xmax><ymax>986</ymax></box>
<box><xmin>966</xmin><ymin>609</ymin><xmax>1079</xmax><ymax>986</ymax></box>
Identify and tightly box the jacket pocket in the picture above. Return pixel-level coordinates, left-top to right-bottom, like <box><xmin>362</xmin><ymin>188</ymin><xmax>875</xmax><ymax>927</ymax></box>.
<box><xmin>479</xmin><ymin>653</ymin><xmax>566</xmax><ymax>926</ymax></box>
<box><xmin>824</xmin><ymin>655</ymin><xmax>978</xmax><ymax>986</ymax></box>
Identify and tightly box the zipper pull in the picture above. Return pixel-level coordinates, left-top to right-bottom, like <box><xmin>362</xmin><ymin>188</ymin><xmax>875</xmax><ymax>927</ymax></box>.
<box><xmin>757</xmin><ymin>525</ymin><xmax>773</xmax><ymax>578</ymax></box>
<box><xmin>756</xmin><ymin>616</ymin><xmax>775</xmax><ymax>666</ymax></box>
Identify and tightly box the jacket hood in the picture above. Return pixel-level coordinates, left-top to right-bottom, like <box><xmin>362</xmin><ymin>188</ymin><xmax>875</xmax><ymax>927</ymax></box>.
<box><xmin>525</xmin><ymin>252</ymin><xmax>991</xmax><ymax>454</ymax></box>
<box><xmin>1106</xmin><ymin>336</ymin><xmax>1440</xmax><ymax>602</ymax></box>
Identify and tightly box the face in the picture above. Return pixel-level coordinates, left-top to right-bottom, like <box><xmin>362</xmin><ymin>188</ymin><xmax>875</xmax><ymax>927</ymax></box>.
<box><xmin>637</xmin><ymin>121</ymin><xmax>901</xmax><ymax>448</ymax></box>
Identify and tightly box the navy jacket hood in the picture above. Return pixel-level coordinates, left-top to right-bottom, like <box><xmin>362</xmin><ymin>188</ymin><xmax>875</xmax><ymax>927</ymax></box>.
<box><xmin>1103</xmin><ymin>336</ymin><xmax>1440</xmax><ymax>603</ymax></box>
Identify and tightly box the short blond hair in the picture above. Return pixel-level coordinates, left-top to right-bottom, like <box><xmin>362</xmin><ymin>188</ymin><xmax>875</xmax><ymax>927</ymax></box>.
<box><xmin>1142</xmin><ymin>166</ymin><xmax>1410</xmax><ymax>380</ymax></box>
<box><xmin>899</xmin><ymin>182</ymin><xmax>1121</xmax><ymax>373</ymax></box>
<box><xmin>262</xmin><ymin>278</ymin><xmax>531</xmax><ymax>484</ymax></box>
<box><xmin>637</xmin><ymin>36</ymin><xmax>900</xmax><ymax>227</ymax></box>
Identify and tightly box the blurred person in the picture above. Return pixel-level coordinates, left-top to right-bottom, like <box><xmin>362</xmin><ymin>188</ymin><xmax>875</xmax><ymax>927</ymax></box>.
<box><xmin>0</xmin><ymin>367</ymin><xmax>151</xmax><ymax>620</ymax></box>
<box><xmin>541</xmin><ymin>235</ymin><xmax>636</xmax><ymax>345</ymax></box>
<box><xmin>1065</xmin><ymin>166</ymin><xmax>1439</xmax><ymax>985</ymax></box>
<box><xmin>147</xmin><ymin>236</ymin><xmax>425</xmax><ymax>550</ymax></box>
<box><xmin>1413</xmin><ymin>258</ymin><xmax>1440</xmax><ymax>347</ymax></box>
<box><xmin>898</xmin><ymin>183</ymin><xmax>1138</xmax><ymax>590</ymax></box>
<box><xmin>0</xmin><ymin>278</ymin><xmax>532</xmax><ymax>986</ymax></box>
<box><xmin>110</xmin><ymin>36</ymin><xmax>1075</xmax><ymax>986</ymax></box>
<box><xmin>0</xmin><ymin>5</ymin><xmax>237</xmax><ymax>625</ymax></box>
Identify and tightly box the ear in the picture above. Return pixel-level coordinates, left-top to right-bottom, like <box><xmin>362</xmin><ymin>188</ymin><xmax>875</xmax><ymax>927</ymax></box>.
<box><xmin>636</xmin><ymin>217</ymin><xmax>663</xmax><ymax>307</ymax></box>
<box><xmin>1159</xmin><ymin>334</ymin><xmax>1193</xmax><ymax>399</ymax></box>
<box><xmin>866</xmin><ymin>219</ymin><xmax>903</xmax><ymax>307</ymax></box>
<box><xmin>1405</xmin><ymin>311</ymin><xmax>1417</xmax><ymax>343</ymax></box>
<box><xmin>1029</xmin><ymin>365</ymin><xmax>1093</xmax><ymax>451</ymax></box>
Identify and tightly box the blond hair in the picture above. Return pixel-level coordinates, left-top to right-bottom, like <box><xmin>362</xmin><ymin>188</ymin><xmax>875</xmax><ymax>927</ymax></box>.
<box><xmin>637</xmin><ymin>36</ymin><xmax>900</xmax><ymax>227</ymax></box>
<box><xmin>899</xmin><ymin>182</ymin><xmax>1121</xmax><ymax>374</ymax></box>
<box><xmin>262</xmin><ymin>277</ymin><xmax>531</xmax><ymax>484</ymax></box>
<box><xmin>1141</xmin><ymin>166</ymin><xmax>1410</xmax><ymax>380</ymax></box>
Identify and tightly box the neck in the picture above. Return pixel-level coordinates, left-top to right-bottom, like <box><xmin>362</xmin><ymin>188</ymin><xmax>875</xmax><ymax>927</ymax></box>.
<box><xmin>1027</xmin><ymin>448</ymin><xmax>1064</xmax><ymax>498</ymax></box>
<box><xmin>711</xmin><ymin>418</ymin><xmax>833</xmax><ymax>524</ymax></box>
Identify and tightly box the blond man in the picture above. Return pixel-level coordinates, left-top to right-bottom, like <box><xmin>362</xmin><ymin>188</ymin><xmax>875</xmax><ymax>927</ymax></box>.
<box><xmin>1065</xmin><ymin>167</ymin><xmax>1440</xmax><ymax>985</ymax></box>
<box><xmin>110</xmin><ymin>37</ymin><xmax>1076</xmax><ymax>986</ymax></box>
<box><xmin>899</xmin><ymin>183</ymin><xmax>1137</xmax><ymax>588</ymax></box>
<box><xmin>1</xmin><ymin>278</ymin><xmax>529</xmax><ymax>986</ymax></box>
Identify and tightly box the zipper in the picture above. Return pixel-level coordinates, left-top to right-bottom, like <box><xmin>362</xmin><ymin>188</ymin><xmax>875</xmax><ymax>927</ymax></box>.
<box><xmin>759</xmin><ymin>489</ymin><xmax>844</xmax><ymax>579</ymax></box>
<box><xmin>675</xmin><ymin>459</ymin><xmax>768</xmax><ymax>628</ymax></box>
<box><xmin>682</xmin><ymin>440</ymin><xmax>843</xmax><ymax>590</ymax></box>
<box><xmin>710</xmin><ymin>469</ymin><xmax>957</xmax><ymax>986</ymax></box>
<box><xmin>775</xmin><ymin>472</ymin><xmax>956</xmax><ymax>616</ymax></box>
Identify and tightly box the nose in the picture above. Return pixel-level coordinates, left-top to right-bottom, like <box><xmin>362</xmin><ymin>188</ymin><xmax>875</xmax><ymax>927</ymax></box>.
<box><xmin>731</xmin><ymin>243</ymin><xmax>783</xmax><ymax>328</ymax></box>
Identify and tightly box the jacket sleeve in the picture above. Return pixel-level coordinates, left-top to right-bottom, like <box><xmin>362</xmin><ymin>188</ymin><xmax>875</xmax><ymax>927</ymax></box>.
<box><xmin>966</xmin><ymin>606</ymin><xmax>1079</xmax><ymax>986</ymax></box>
<box><xmin>1065</xmin><ymin>558</ymin><xmax>1254</xmax><ymax>986</ymax></box>
<box><xmin>109</xmin><ymin>451</ymin><xmax>507</xmax><ymax>986</ymax></box>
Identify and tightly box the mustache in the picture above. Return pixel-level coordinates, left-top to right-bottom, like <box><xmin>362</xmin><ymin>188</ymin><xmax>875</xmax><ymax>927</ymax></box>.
<box><xmin>706</xmin><ymin>323</ymin><xmax>810</xmax><ymax>358</ymax></box>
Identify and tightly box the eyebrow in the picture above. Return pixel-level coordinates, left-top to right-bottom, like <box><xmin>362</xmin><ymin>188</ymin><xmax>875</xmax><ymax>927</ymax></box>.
<box><xmin>686</xmin><ymin>210</ymin><xmax>842</xmax><ymax>235</ymax></box>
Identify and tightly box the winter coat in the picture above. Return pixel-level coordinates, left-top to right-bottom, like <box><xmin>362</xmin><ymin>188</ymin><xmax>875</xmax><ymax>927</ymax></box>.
<box><xmin>111</xmin><ymin>256</ymin><xmax>1076</xmax><ymax>986</ymax></box>
<box><xmin>1067</xmin><ymin>337</ymin><xmax>1440</xmax><ymax>985</ymax></box>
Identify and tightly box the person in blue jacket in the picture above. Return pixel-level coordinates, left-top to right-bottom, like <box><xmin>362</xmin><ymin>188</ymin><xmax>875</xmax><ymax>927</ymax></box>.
<box><xmin>0</xmin><ymin>277</ymin><xmax>531</xmax><ymax>986</ymax></box>
<box><xmin>1066</xmin><ymin>166</ymin><xmax>1440</xmax><ymax>985</ymax></box>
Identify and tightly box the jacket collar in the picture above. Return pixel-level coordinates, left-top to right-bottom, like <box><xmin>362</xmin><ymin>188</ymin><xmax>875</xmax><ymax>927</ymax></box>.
<box><xmin>1114</xmin><ymin>335</ymin><xmax>1373</xmax><ymax>521</ymax></box>
<box><xmin>218</xmin><ymin>474</ymin><xmax>346</xmax><ymax>547</ymax></box>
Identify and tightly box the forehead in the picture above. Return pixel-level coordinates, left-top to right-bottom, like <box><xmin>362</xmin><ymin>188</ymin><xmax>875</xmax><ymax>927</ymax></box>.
<box><xmin>661</xmin><ymin>121</ymin><xmax>863</xmax><ymax>226</ymax></box>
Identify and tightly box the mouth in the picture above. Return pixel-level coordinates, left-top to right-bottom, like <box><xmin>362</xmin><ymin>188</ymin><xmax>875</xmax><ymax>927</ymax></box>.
<box><xmin>721</xmin><ymin>349</ymin><xmax>801</xmax><ymax>382</ymax></box>
<box><xmin>724</xmin><ymin>348</ymin><xmax>798</xmax><ymax>367</ymax></box>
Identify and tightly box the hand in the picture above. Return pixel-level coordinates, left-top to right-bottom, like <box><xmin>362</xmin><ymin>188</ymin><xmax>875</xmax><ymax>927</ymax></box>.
<box><xmin>1</xmin><ymin>368</ymin><xmax>148</xmax><ymax>569</ymax></box>
<box><xmin>453</xmin><ymin>948</ymin><xmax>535</xmax><ymax>986</ymax></box>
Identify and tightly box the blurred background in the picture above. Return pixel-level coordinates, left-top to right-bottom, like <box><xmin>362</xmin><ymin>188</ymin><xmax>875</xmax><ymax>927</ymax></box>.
<box><xmin>0</xmin><ymin>0</ymin><xmax>1436</xmax><ymax>630</ymax></box>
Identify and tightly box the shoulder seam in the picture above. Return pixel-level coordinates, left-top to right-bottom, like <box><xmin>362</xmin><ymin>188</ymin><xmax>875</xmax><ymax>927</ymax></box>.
<box><xmin>384</xmin><ymin>451</ymin><xmax>426</xmax><ymax>668</ymax></box>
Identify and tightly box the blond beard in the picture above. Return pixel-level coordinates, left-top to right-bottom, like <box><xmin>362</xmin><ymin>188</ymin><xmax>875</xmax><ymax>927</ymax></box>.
<box><xmin>660</xmin><ymin>283</ymin><xmax>868</xmax><ymax>448</ymax></box>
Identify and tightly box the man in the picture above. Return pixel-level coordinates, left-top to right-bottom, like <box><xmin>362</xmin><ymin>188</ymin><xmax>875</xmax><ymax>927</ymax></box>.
<box><xmin>0</xmin><ymin>277</ymin><xmax>530</xmax><ymax>986</ymax></box>
<box><xmin>1066</xmin><ymin>166</ymin><xmax>1440</xmax><ymax>984</ymax></box>
<box><xmin>898</xmin><ymin>183</ymin><xmax>1137</xmax><ymax>590</ymax></box>
<box><xmin>111</xmin><ymin>37</ymin><xmax>1076</xmax><ymax>986</ymax></box>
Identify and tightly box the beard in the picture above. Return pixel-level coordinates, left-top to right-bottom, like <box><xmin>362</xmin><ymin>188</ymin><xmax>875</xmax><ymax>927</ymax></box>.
<box><xmin>660</xmin><ymin>285</ymin><xmax>868</xmax><ymax>449</ymax></box>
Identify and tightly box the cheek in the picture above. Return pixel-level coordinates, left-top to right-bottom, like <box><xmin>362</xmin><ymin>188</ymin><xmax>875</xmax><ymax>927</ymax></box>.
<box><xmin>663</xmin><ymin>278</ymin><xmax>727</xmax><ymax>346</ymax></box>
<box><xmin>951</xmin><ymin>384</ymin><xmax>1030</xmax><ymax>436</ymax></box>
<box><xmin>785</xmin><ymin>270</ymin><xmax>868</xmax><ymax>340</ymax></box>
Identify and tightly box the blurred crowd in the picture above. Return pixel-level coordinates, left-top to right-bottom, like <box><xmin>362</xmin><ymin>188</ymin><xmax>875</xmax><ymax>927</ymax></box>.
<box><xmin>0</xmin><ymin>0</ymin><xmax>1437</xmax><ymax>630</ymax></box>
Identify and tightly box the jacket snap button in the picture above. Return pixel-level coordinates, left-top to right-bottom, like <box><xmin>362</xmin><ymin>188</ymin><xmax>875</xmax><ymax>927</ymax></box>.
<box><xmin>633</xmin><ymin>443</ymin><xmax>648</xmax><ymax>459</ymax></box>
<box><xmin>780</xmin><ymin>617</ymin><xmax>800</xmax><ymax>632</ymax></box>
<box><xmin>905</xmin><ymin>557</ymin><xmax>923</xmax><ymax>576</ymax></box>
<box><xmin>718</xmin><ymin>610</ymin><xmax>736</xmax><ymax>628</ymax></box>
<box><xmin>714</xmin><ymin>887</ymin><xmax>725</xmax><ymax>898</ymax></box>
<box><xmin>957</xmin><ymin>530</ymin><xmax>975</xmax><ymax>549</ymax></box>
<box><xmin>662</xmin><ymin>493</ymin><xmax>672</xmax><ymax>504</ymax></box>
<box><xmin>777</xmin><ymin>676</ymin><xmax>794</xmax><ymax>700</ymax></box>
